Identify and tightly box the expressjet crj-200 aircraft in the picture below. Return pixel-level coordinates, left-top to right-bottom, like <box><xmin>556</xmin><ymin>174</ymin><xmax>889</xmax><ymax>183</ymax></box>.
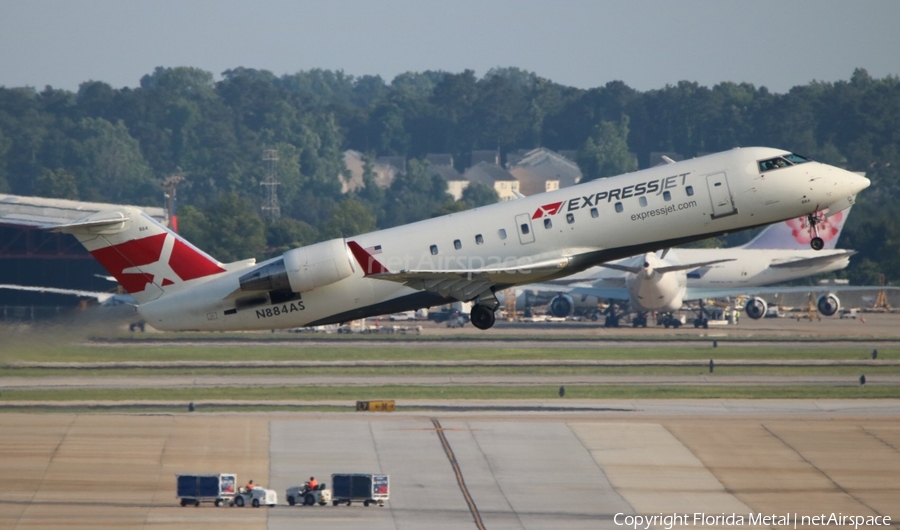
<box><xmin>536</xmin><ymin>207</ymin><xmax>867</xmax><ymax>326</ymax></box>
<box><xmin>50</xmin><ymin>147</ymin><xmax>868</xmax><ymax>331</ymax></box>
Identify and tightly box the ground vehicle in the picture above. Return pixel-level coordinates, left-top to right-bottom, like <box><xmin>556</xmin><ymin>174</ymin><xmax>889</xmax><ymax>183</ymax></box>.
<box><xmin>176</xmin><ymin>473</ymin><xmax>235</xmax><ymax>507</ymax></box>
<box><xmin>331</xmin><ymin>473</ymin><xmax>389</xmax><ymax>507</ymax></box>
<box><xmin>231</xmin><ymin>486</ymin><xmax>277</xmax><ymax>507</ymax></box>
<box><xmin>286</xmin><ymin>481</ymin><xmax>332</xmax><ymax>506</ymax></box>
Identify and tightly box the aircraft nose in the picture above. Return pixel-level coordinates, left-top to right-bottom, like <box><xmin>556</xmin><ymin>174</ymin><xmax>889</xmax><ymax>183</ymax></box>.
<box><xmin>838</xmin><ymin>167</ymin><xmax>871</xmax><ymax>195</ymax></box>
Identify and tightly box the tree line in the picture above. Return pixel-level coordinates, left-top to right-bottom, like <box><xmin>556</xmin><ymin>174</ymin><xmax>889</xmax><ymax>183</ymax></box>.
<box><xmin>0</xmin><ymin>66</ymin><xmax>898</xmax><ymax>284</ymax></box>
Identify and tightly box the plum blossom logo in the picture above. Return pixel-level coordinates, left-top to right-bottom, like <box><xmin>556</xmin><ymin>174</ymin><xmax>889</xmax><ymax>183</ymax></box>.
<box><xmin>786</xmin><ymin>210</ymin><xmax>842</xmax><ymax>244</ymax></box>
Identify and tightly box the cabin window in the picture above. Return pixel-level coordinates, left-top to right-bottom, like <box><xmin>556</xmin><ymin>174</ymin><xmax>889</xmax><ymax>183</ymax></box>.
<box><xmin>498</xmin><ymin>228</ymin><xmax>507</xmax><ymax>240</ymax></box>
<box><xmin>475</xmin><ymin>234</ymin><xmax>484</xmax><ymax>245</ymax></box>
<box><xmin>544</xmin><ymin>218</ymin><xmax>552</xmax><ymax>229</ymax></box>
<box><xmin>520</xmin><ymin>223</ymin><xmax>530</xmax><ymax>235</ymax></box>
<box><xmin>639</xmin><ymin>196</ymin><xmax>648</xmax><ymax>207</ymax></box>
<box><xmin>685</xmin><ymin>185</ymin><xmax>694</xmax><ymax>196</ymax></box>
<box><xmin>590</xmin><ymin>207</ymin><xmax>599</xmax><ymax>218</ymax></box>
<box><xmin>615</xmin><ymin>202</ymin><xmax>624</xmax><ymax>213</ymax></box>
<box><xmin>454</xmin><ymin>239</ymin><xmax>462</xmax><ymax>250</ymax></box>
<box><xmin>663</xmin><ymin>191</ymin><xmax>671</xmax><ymax>201</ymax></box>
<box><xmin>566</xmin><ymin>213</ymin><xmax>575</xmax><ymax>224</ymax></box>
<box><xmin>430</xmin><ymin>244</ymin><xmax>438</xmax><ymax>255</ymax></box>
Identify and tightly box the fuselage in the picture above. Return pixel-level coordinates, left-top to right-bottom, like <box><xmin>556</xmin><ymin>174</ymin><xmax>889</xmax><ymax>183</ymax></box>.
<box><xmin>137</xmin><ymin>147</ymin><xmax>868</xmax><ymax>331</ymax></box>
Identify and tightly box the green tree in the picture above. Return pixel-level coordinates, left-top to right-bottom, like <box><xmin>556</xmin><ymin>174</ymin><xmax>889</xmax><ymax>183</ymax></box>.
<box><xmin>265</xmin><ymin>217</ymin><xmax>318</xmax><ymax>257</ymax></box>
<box><xmin>320</xmin><ymin>197</ymin><xmax>377</xmax><ymax>239</ymax></box>
<box><xmin>460</xmin><ymin>182</ymin><xmax>499</xmax><ymax>207</ymax></box>
<box><xmin>577</xmin><ymin>117</ymin><xmax>637</xmax><ymax>181</ymax></box>
<box><xmin>178</xmin><ymin>193</ymin><xmax>266</xmax><ymax>263</ymax></box>
<box><xmin>34</xmin><ymin>168</ymin><xmax>79</xmax><ymax>199</ymax></box>
<box><xmin>71</xmin><ymin>118</ymin><xmax>158</xmax><ymax>203</ymax></box>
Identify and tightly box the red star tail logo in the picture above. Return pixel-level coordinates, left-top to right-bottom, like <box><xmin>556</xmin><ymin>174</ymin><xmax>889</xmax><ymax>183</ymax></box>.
<box><xmin>90</xmin><ymin>233</ymin><xmax>225</xmax><ymax>294</ymax></box>
<box><xmin>532</xmin><ymin>201</ymin><xmax>563</xmax><ymax>219</ymax></box>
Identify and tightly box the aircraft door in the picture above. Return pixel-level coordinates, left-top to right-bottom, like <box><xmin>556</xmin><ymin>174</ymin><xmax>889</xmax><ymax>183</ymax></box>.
<box><xmin>706</xmin><ymin>172</ymin><xmax>737</xmax><ymax>219</ymax></box>
<box><xmin>514</xmin><ymin>213</ymin><xmax>536</xmax><ymax>244</ymax></box>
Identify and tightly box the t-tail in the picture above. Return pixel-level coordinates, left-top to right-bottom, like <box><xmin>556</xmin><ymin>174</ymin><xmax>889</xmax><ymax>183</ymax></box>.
<box><xmin>57</xmin><ymin>207</ymin><xmax>227</xmax><ymax>304</ymax></box>
<box><xmin>741</xmin><ymin>207</ymin><xmax>851</xmax><ymax>250</ymax></box>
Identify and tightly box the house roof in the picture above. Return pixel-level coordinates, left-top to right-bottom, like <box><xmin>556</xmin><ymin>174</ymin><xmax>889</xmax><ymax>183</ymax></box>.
<box><xmin>463</xmin><ymin>162</ymin><xmax>517</xmax><ymax>185</ymax></box>
<box><xmin>508</xmin><ymin>147</ymin><xmax>582</xmax><ymax>188</ymax></box>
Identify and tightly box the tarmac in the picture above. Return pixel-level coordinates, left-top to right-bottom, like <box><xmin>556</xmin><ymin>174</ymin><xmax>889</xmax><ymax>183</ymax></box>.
<box><xmin>1</xmin><ymin>314</ymin><xmax>900</xmax><ymax>529</ymax></box>
<box><xmin>1</xmin><ymin>403</ymin><xmax>898</xmax><ymax>529</ymax></box>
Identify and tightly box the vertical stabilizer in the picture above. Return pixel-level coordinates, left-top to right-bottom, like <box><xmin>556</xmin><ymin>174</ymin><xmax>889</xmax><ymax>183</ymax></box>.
<box><xmin>58</xmin><ymin>207</ymin><xmax>226</xmax><ymax>304</ymax></box>
<box><xmin>741</xmin><ymin>207</ymin><xmax>851</xmax><ymax>250</ymax></box>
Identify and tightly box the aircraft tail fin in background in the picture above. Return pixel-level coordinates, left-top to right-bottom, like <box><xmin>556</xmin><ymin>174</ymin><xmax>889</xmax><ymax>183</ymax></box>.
<box><xmin>741</xmin><ymin>207</ymin><xmax>851</xmax><ymax>250</ymax></box>
<box><xmin>58</xmin><ymin>207</ymin><xmax>226</xmax><ymax>304</ymax></box>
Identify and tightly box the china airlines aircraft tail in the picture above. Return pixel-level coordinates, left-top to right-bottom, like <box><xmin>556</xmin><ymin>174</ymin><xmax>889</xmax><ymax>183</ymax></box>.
<box><xmin>741</xmin><ymin>207</ymin><xmax>851</xmax><ymax>250</ymax></box>
<box><xmin>56</xmin><ymin>207</ymin><xmax>234</xmax><ymax>305</ymax></box>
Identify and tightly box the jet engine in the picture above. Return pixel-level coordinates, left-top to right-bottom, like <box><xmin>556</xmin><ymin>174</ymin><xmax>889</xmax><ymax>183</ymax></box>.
<box><xmin>816</xmin><ymin>293</ymin><xmax>841</xmax><ymax>316</ymax></box>
<box><xmin>549</xmin><ymin>294</ymin><xmax>575</xmax><ymax>318</ymax></box>
<box><xmin>744</xmin><ymin>297</ymin><xmax>768</xmax><ymax>320</ymax></box>
<box><xmin>239</xmin><ymin>238</ymin><xmax>354</xmax><ymax>294</ymax></box>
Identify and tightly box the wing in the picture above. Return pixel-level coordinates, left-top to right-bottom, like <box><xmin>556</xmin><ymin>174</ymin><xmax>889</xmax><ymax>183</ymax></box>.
<box><xmin>347</xmin><ymin>241</ymin><xmax>570</xmax><ymax>303</ymax></box>
<box><xmin>768</xmin><ymin>250</ymin><xmax>856</xmax><ymax>269</ymax></box>
<box><xmin>0</xmin><ymin>284</ymin><xmax>130</xmax><ymax>304</ymax></box>
<box><xmin>685</xmin><ymin>284</ymin><xmax>900</xmax><ymax>301</ymax></box>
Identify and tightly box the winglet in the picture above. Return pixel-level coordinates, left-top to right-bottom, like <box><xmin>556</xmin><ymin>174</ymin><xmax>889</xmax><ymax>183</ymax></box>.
<box><xmin>347</xmin><ymin>241</ymin><xmax>390</xmax><ymax>276</ymax></box>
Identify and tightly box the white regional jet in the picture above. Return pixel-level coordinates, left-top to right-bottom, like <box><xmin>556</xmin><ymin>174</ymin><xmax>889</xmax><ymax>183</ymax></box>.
<box><xmin>538</xmin><ymin>207</ymin><xmax>862</xmax><ymax>326</ymax></box>
<box><xmin>40</xmin><ymin>147</ymin><xmax>867</xmax><ymax>331</ymax></box>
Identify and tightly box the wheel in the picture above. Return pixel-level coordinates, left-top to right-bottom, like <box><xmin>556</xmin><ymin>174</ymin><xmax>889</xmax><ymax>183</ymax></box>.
<box><xmin>215</xmin><ymin>498</ymin><xmax>223</xmax><ymax>507</ymax></box>
<box><xmin>703</xmin><ymin>320</ymin><xmax>709</xmax><ymax>329</ymax></box>
<box><xmin>319</xmin><ymin>502</ymin><xmax>327</xmax><ymax>506</ymax></box>
<box><xmin>364</xmin><ymin>500</ymin><xmax>370</xmax><ymax>507</ymax></box>
<box><xmin>333</xmin><ymin>500</ymin><xmax>339</xmax><ymax>506</ymax></box>
<box><xmin>470</xmin><ymin>304</ymin><xmax>496</xmax><ymax>330</ymax></box>
<box><xmin>252</xmin><ymin>498</ymin><xmax>260</xmax><ymax>508</ymax></box>
<box><xmin>180</xmin><ymin>498</ymin><xmax>188</xmax><ymax>507</ymax></box>
<box><xmin>287</xmin><ymin>495</ymin><xmax>295</xmax><ymax>506</ymax></box>
<box><xmin>234</xmin><ymin>496</ymin><xmax>245</xmax><ymax>507</ymax></box>
<box><xmin>347</xmin><ymin>500</ymin><xmax>352</xmax><ymax>506</ymax></box>
<box><xmin>673</xmin><ymin>320</ymin><xmax>681</xmax><ymax>328</ymax></box>
<box><xmin>194</xmin><ymin>500</ymin><xmax>200</xmax><ymax>507</ymax></box>
<box><xmin>811</xmin><ymin>236</ymin><xmax>824</xmax><ymax>251</ymax></box>
<box><xmin>304</xmin><ymin>494</ymin><xmax>315</xmax><ymax>506</ymax></box>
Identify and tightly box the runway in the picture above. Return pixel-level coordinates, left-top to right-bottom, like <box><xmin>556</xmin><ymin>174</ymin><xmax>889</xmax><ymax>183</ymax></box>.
<box><xmin>1</xmin><ymin>403</ymin><xmax>898</xmax><ymax>529</ymax></box>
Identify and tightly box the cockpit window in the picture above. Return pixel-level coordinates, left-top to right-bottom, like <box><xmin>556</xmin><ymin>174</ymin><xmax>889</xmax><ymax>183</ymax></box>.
<box><xmin>758</xmin><ymin>153</ymin><xmax>811</xmax><ymax>173</ymax></box>
<box><xmin>783</xmin><ymin>153</ymin><xmax>811</xmax><ymax>165</ymax></box>
<box><xmin>758</xmin><ymin>157</ymin><xmax>791</xmax><ymax>172</ymax></box>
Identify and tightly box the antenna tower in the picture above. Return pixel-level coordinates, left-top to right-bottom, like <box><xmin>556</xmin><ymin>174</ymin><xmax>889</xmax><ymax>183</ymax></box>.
<box><xmin>261</xmin><ymin>149</ymin><xmax>280</xmax><ymax>220</ymax></box>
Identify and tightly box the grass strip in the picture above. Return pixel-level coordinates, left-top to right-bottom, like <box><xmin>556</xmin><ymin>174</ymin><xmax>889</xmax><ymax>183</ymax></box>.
<box><xmin>1</xmin><ymin>384</ymin><xmax>897</xmax><ymax>402</ymax></box>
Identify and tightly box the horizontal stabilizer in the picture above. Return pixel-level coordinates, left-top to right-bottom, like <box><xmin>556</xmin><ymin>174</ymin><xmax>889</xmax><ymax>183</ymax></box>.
<box><xmin>656</xmin><ymin>258</ymin><xmax>735</xmax><ymax>274</ymax></box>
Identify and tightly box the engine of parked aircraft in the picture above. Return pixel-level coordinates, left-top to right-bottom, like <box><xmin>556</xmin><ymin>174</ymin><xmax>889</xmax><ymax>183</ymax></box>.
<box><xmin>816</xmin><ymin>293</ymin><xmax>841</xmax><ymax>316</ymax></box>
<box><xmin>238</xmin><ymin>238</ymin><xmax>355</xmax><ymax>294</ymax></box>
<box><xmin>549</xmin><ymin>294</ymin><xmax>575</xmax><ymax>318</ymax></box>
<box><xmin>744</xmin><ymin>297</ymin><xmax>767</xmax><ymax>319</ymax></box>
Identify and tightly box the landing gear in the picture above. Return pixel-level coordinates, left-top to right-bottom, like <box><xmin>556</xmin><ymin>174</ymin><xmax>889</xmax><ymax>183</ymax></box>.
<box><xmin>470</xmin><ymin>304</ymin><xmax>496</xmax><ymax>330</ymax></box>
<box><xmin>807</xmin><ymin>212</ymin><xmax>825</xmax><ymax>251</ymax></box>
<box><xmin>632</xmin><ymin>312</ymin><xmax>648</xmax><ymax>328</ymax></box>
<box><xmin>603</xmin><ymin>301</ymin><xmax>623</xmax><ymax>328</ymax></box>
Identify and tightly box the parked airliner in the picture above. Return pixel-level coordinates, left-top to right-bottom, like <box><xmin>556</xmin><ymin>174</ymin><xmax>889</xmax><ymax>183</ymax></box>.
<box><xmin>45</xmin><ymin>147</ymin><xmax>867</xmax><ymax>331</ymax></box>
<box><xmin>537</xmin><ymin>207</ymin><xmax>862</xmax><ymax>326</ymax></box>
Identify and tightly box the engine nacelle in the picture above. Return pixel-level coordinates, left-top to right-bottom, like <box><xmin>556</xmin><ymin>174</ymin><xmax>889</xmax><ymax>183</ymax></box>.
<box><xmin>744</xmin><ymin>297</ymin><xmax>768</xmax><ymax>320</ymax></box>
<box><xmin>239</xmin><ymin>238</ymin><xmax>354</xmax><ymax>294</ymax></box>
<box><xmin>817</xmin><ymin>293</ymin><xmax>841</xmax><ymax>316</ymax></box>
<box><xmin>549</xmin><ymin>294</ymin><xmax>575</xmax><ymax>318</ymax></box>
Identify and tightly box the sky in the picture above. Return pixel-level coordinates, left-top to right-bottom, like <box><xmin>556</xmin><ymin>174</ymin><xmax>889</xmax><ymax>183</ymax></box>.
<box><xmin>1</xmin><ymin>0</ymin><xmax>899</xmax><ymax>94</ymax></box>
